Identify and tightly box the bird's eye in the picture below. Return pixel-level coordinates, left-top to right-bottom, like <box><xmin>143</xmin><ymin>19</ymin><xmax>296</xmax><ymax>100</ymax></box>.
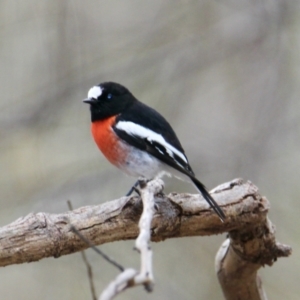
<box><xmin>107</xmin><ymin>93</ymin><xmax>112</xmax><ymax>99</ymax></box>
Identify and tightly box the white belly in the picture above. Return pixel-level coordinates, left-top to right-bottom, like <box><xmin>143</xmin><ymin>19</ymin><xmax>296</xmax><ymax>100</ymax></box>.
<box><xmin>118</xmin><ymin>146</ymin><xmax>162</xmax><ymax>179</ymax></box>
<box><xmin>115</xmin><ymin>144</ymin><xmax>190</xmax><ymax>186</ymax></box>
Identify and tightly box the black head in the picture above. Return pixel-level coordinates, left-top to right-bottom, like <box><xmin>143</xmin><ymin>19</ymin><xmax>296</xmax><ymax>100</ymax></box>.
<box><xmin>83</xmin><ymin>82</ymin><xmax>136</xmax><ymax>122</ymax></box>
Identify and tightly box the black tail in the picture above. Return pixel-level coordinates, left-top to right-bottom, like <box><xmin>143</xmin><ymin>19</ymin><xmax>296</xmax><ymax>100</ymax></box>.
<box><xmin>190</xmin><ymin>177</ymin><xmax>225</xmax><ymax>222</ymax></box>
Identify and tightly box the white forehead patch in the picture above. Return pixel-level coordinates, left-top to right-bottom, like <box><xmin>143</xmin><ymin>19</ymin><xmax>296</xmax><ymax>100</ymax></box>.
<box><xmin>87</xmin><ymin>86</ymin><xmax>102</xmax><ymax>99</ymax></box>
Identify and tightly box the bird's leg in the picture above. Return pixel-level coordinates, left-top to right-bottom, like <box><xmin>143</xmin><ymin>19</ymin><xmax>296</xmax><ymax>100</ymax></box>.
<box><xmin>137</xmin><ymin>178</ymin><xmax>148</xmax><ymax>189</ymax></box>
<box><xmin>126</xmin><ymin>178</ymin><xmax>151</xmax><ymax>197</ymax></box>
<box><xmin>126</xmin><ymin>180</ymin><xmax>140</xmax><ymax>196</ymax></box>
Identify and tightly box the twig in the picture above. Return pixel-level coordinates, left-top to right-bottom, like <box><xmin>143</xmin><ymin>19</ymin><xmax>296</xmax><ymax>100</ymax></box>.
<box><xmin>99</xmin><ymin>269</ymin><xmax>138</xmax><ymax>299</ymax></box>
<box><xmin>81</xmin><ymin>249</ymin><xmax>97</xmax><ymax>300</ymax></box>
<box><xmin>67</xmin><ymin>201</ymin><xmax>98</xmax><ymax>300</ymax></box>
<box><xmin>99</xmin><ymin>179</ymin><xmax>164</xmax><ymax>300</ymax></box>
<box><xmin>69</xmin><ymin>225</ymin><xmax>124</xmax><ymax>272</ymax></box>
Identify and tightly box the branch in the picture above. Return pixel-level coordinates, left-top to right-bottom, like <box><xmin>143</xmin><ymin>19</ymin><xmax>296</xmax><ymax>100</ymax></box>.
<box><xmin>67</xmin><ymin>200</ymin><xmax>98</xmax><ymax>300</ymax></box>
<box><xmin>215</xmin><ymin>216</ymin><xmax>291</xmax><ymax>300</ymax></box>
<box><xmin>0</xmin><ymin>178</ymin><xmax>291</xmax><ymax>270</ymax></box>
<box><xmin>100</xmin><ymin>179</ymin><xmax>163</xmax><ymax>300</ymax></box>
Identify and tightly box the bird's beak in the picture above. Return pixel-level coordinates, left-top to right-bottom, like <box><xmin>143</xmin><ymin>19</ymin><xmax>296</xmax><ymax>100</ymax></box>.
<box><xmin>83</xmin><ymin>98</ymin><xmax>96</xmax><ymax>104</ymax></box>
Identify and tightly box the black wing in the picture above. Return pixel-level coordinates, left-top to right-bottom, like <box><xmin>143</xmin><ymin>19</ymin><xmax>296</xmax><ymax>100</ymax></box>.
<box><xmin>117</xmin><ymin>101</ymin><xmax>186</xmax><ymax>154</ymax></box>
<box><xmin>114</xmin><ymin>116</ymin><xmax>225</xmax><ymax>221</ymax></box>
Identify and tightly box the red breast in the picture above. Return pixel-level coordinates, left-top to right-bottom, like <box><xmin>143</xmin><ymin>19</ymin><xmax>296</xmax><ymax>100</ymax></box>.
<box><xmin>91</xmin><ymin>116</ymin><xmax>128</xmax><ymax>167</ymax></box>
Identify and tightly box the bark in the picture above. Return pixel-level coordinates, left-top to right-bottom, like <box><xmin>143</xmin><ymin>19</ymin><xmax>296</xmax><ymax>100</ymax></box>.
<box><xmin>0</xmin><ymin>179</ymin><xmax>291</xmax><ymax>298</ymax></box>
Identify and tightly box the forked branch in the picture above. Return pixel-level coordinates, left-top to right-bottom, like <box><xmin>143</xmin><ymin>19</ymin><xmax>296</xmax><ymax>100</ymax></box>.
<box><xmin>0</xmin><ymin>179</ymin><xmax>292</xmax><ymax>300</ymax></box>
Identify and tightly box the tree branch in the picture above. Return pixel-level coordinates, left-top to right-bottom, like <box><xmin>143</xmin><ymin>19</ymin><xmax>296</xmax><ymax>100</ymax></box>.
<box><xmin>0</xmin><ymin>178</ymin><xmax>291</xmax><ymax>271</ymax></box>
<box><xmin>100</xmin><ymin>179</ymin><xmax>163</xmax><ymax>300</ymax></box>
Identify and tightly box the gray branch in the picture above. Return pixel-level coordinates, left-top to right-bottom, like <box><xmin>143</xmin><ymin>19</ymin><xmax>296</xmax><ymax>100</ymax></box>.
<box><xmin>0</xmin><ymin>178</ymin><xmax>291</xmax><ymax>300</ymax></box>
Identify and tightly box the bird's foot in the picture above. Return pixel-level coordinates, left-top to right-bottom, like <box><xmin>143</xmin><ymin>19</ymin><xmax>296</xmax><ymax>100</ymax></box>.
<box><xmin>125</xmin><ymin>178</ymin><xmax>151</xmax><ymax>197</ymax></box>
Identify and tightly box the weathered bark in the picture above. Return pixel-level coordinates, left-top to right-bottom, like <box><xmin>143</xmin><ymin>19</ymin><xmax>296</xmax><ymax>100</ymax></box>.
<box><xmin>0</xmin><ymin>179</ymin><xmax>291</xmax><ymax>273</ymax></box>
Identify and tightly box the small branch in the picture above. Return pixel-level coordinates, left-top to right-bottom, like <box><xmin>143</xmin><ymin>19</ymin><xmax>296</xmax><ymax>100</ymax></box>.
<box><xmin>215</xmin><ymin>216</ymin><xmax>291</xmax><ymax>300</ymax></box>
<box><xmin>0</xmin><ymin>179</ymin><xmax>291</xmax><ymax>269</ymax></box>
<box><xmin>100</xmin><ymin>179</ymin><xmax>163</xmax><ymax>300</ymax></box>
<box><xmin>81</xmin><ymin>248</ymin><xmax>97</xmax><ymax>300</ymax></box>
<box><xmin>67</xmin><ymin>200</ymin><xmax>97</xmax><ymax>300</ymax></box>
<box><xmin>70</xmin><ymin>226</ymin><xmax>124</xmax><ymax>272</ymax></box>
<box><xmin>133</xmin><ymin>179</ymin><xmax>160</xmax><ymax>288</ymax></box>
<box><xmin>99</xmin><ymin>269</ymin><xmax>137</xmax><ymax>300</ymax></box>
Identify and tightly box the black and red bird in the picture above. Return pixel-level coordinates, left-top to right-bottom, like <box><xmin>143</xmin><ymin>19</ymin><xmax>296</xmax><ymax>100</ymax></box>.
<box><xmin>83</xmin><ymin>82</ymin><xmax>225</xmax><ymax>221</ymax></box>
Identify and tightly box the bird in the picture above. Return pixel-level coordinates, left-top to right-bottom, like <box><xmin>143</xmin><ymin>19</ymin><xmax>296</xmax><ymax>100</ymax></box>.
<box><xmin>83</xmin><ymin>82</ymin><xmax>225</xmax><ymax>221</ymax></box>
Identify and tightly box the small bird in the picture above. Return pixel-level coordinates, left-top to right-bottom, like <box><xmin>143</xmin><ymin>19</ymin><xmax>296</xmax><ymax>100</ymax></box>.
<box><xmin>83</xmin><ymin>82</ymin><xmax>225</xmax><ymax>221</ymax></box>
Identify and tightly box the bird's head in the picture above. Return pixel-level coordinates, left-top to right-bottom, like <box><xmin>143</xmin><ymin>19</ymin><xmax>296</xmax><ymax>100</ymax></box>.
<box><xmin>83</xmin><ymin>82</ymin><xmax>135</xmax><ymax>122</ymax></box>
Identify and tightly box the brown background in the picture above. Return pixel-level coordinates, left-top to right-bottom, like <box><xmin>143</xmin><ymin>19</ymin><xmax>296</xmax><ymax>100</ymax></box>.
<box><xmin>0</xmin><ymin>1</ymin><xmax>299</xmax><ymax>299</ymax></box>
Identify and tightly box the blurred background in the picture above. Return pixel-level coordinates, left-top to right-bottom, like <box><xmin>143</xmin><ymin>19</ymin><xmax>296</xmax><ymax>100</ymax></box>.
<box><xmin>0</xmin><ymin>0</ymin><xmax>299</xmax><ymax>299</ymax></box>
